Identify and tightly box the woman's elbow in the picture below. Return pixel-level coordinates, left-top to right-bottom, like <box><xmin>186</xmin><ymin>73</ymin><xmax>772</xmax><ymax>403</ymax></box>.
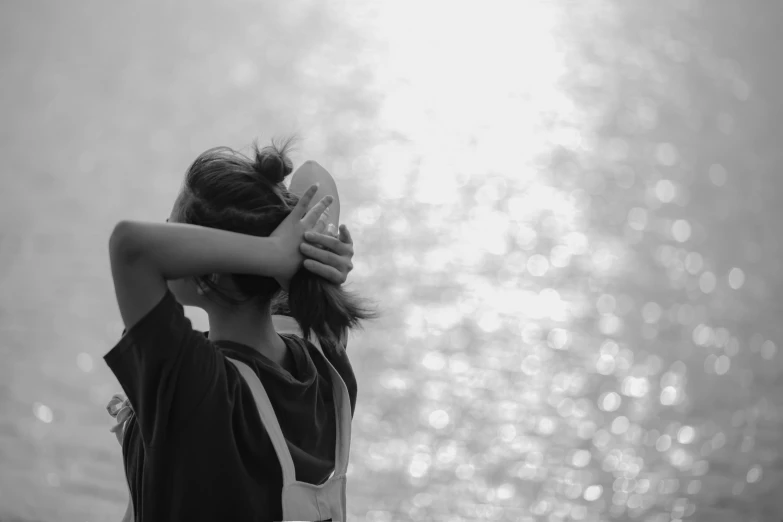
<box><xmin>109</xmin><ymin>221</ymin><xmax>143</xmax><ymax>261</ymax></box>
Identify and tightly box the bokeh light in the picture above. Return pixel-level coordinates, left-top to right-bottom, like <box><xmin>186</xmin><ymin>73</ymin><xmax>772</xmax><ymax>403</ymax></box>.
<box><xmin>2</xmin><ymin>0</ymin><xmax>783</xmax><ymax>521</ymax></box>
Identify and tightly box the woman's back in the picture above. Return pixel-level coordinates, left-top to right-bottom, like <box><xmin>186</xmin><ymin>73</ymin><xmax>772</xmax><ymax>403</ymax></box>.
<box><xmin>106</xmin><ymin>290</ymin><xmax>357</xmax><ymax>521</ymax></box>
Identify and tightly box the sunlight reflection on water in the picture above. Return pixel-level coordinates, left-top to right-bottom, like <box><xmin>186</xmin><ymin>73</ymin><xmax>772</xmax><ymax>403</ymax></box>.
<box><xmin>2</xmin><ymin>0</ymin><xmax>783</xmax><ymax>521</ymax></box>
<box><xmin>351</xmin><ymin>1</ymin><xmax>783</xmax><ymax>521</ymax></box>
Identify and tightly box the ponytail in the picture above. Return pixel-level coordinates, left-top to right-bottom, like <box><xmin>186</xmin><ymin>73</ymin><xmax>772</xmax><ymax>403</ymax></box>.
<box><xmin>285</xmin><ymin>268</ymin><xmax>378</xmax><ymax>345</ymax></box>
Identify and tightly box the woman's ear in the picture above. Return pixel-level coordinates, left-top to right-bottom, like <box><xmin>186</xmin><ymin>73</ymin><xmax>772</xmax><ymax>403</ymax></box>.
<box><xmin>195</xmin><ymin>274</ymin><xmax>219</xmax><ymax>296</ymax></box>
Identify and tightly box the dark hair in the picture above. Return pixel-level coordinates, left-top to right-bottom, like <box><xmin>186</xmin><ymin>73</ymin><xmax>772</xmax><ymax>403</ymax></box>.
<box><xmin>175</xmin><ymin>136</ymin><xmax>377</xmax><ymax>343</ymax></box>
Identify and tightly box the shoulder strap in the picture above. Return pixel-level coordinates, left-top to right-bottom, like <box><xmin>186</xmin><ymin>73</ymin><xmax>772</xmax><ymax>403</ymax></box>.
<box><xmin>226</xmin><ymin>316</ymin><xmax>352</xmax><ymax>485</ymax></box>
<box><xmin>226</xmin><ymin>358</ymin><xmax>298</xmax><ymax>484</ymax></box>
<box><xmin>270</xmin><ymin>315</ymin><xmax>352</xmax><ymax>478</ymax></box>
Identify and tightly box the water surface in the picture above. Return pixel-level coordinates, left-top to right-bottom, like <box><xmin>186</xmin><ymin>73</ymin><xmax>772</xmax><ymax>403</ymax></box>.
<box><xmin>2</xmin><ymin>1</ymin><xmax>783</xmax><ymax>521</ymax></box>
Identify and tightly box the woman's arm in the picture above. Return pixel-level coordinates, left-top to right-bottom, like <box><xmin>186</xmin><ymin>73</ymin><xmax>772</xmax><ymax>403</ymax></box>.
<box><xmin>109</xmin><ymin>184</ymin><xmax>331</xmax><ymax>330</ymax></box>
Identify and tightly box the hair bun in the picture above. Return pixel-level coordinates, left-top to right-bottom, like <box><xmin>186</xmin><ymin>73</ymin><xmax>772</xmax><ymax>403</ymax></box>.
<box><xmin>252</xmin><ymin>141</ymin><xmax>294</xmax><ymax>185</ymax></box>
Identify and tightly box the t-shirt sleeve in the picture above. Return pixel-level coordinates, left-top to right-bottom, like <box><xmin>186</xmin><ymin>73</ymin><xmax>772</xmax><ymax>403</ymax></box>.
<box><xmin>104</xmin><ymin>289</ymin><xmax>220</xmax><ymax>447</ymax></box>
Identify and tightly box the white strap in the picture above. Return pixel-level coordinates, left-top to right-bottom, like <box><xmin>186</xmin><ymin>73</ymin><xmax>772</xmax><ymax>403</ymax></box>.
<box><xmin>271</xmin><ymin>316</ymin><xmax>351</xmax><ymax>476</ymax></box>
<box><xmin>227</xmin><ymin>358</ymin><xmax>298</xmax><ymax>484</ymax></box>
<box><xmin>227</xmin><ymin>316</ymin><xmax>352</xmax><ymax>485</ymax></box>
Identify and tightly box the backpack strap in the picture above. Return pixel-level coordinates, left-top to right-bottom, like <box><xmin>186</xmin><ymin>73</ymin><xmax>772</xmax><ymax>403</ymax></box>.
<box><xmin>309</xmin><ymin>337</ymin><xmax>352</xmax><ymax>478</ymax></box>
<box><xmin>226</xmin><ymin>316</ymin><xmax>352</xmax><ymax>484</ymax></box>
<box><xmin>226</xmin><ymin>358</ymin><xmax>298</xmax><ymax>484</ymax></box>
<box><xmin>271</xmin><ymin>315</ymin><xmax>351</xmax><ymax>477</ymax></box>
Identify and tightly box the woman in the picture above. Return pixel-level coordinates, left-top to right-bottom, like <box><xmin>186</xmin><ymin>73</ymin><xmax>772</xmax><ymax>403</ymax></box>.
<box><xmin>105</xmin><ymin>139</ymin><xmax>375</xmax><ymax>521</ymax></box>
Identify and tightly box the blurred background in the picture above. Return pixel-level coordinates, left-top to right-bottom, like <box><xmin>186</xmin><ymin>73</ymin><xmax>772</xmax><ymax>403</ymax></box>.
<box><xmin>1</xmin><ymin>0</ymin><xmax>783</xmax><ymax>520</ymax></box>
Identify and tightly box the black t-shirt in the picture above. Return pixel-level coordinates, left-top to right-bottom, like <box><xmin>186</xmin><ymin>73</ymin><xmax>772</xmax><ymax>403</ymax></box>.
<box><xmin>104</xmin><ymin>290</ymin><xmax>357</xmax><ymax>522</ymax></box>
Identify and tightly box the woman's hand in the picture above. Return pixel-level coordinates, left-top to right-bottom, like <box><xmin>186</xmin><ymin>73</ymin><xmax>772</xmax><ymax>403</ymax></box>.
<box><xmin>301</xmin><ymin>224</ymin><xmax>354</xmax><ymax>285</ymax></box>
<box><xmin>270</xmin><ymin>184</ymin><xmax>333</xmax><ymax>289</ymax></box>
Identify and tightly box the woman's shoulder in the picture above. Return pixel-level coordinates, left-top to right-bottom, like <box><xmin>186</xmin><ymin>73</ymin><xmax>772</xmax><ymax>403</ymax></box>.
<box><xmin>293</xmin><ymin>333</ymin><xmax>346</xmax><ymax>369</ymax></box>
<box><xmin>297</xmin><ymin>334</ymin><xmax>358</xmax><ymax>413</ymax></box>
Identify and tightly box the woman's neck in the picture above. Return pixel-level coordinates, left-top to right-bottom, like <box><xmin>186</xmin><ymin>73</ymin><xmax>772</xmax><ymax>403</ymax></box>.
<box><xmin>207</xmin><ymin>309</ymin><xmax>289</xmax><ymax>365</ymax></box>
